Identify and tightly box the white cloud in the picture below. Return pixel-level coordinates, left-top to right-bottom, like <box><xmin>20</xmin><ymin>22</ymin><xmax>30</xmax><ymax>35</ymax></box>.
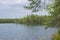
<box><xmin>0</xmin><ymin>0</ymin><xmax>28</xmax><ymax>5</ymax></box>
<box><xmin>0</xmin><ymin>0</ymin><xmax>31</xmax><ymax>18</ymax></box>
<box><xmin>0</xmin><ymin>0</ymin><xmax>28</xmax><ymax>9</ymax></box>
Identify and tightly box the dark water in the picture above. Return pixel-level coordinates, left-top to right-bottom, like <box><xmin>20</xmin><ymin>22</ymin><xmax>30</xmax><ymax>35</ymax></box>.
<box><xmin>0</xmin><ymin>23</ymin><xmax>57</xmax><ymax>40</ymax></box>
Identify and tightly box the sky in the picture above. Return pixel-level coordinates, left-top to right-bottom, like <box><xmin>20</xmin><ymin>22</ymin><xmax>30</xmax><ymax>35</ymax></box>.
<box><xmin>0</xmin><ymin>0</ymin><xmax>49</xmax><ymax>18</ymax></box>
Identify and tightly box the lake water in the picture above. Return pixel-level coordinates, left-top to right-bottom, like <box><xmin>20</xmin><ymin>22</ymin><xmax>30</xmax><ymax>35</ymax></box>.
<box><xmin>0</xmin><ymin>23</ymin><xmax>57</xmax><ymax>40</ymax></box>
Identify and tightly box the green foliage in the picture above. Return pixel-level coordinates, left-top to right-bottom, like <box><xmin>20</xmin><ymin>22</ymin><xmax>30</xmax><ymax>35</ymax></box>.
<box><xmin>47</xmin><ymin>0</ymin><xmax>60</xmax><ymax>27</ymax></box>
<box><xmin>24</xmin><ymin>0</ymin><xmax>41</xmax><ymax>12</ymax></box>
<box><xmin>0</xmin><ymin>14</ymin><xmax>50</xmax><ymax>25</ymax></box>
<box><xmin>52</xmin><ymin>36</ymin><xmax>60</xmax><ymax>40</ymax></box>
<box><xmin>0</xmin><ymin>19</ymin><xmax>15</xmax><ymax>23</ymax></box>
<box><xmin>17</xmin><ymin>14</ymin><xmax>50</xmax><ymax>25</ymax></box>
<box><xmin>52</xmin><ymin>28</ymin><xmax>60</xmax><ymax>40</ymax></box>
<box><xmin>25</xmin><ymin>0</ymin><xmax>60</xmax><ymax>27</ymax></box>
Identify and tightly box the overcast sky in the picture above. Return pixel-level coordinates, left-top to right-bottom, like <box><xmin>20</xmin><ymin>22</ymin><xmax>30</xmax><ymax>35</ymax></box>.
<box><xmin>0</xmin><ymin>0</ymin><xmax>49</xmax><ymax>18</ymax></box>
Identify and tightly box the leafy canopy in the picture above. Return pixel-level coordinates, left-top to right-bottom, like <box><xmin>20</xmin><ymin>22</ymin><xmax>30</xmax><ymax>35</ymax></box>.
<box><xmin>24</xmin><ymin>0</ymin><xmax>41</xmax><ymax>12</ymax></box>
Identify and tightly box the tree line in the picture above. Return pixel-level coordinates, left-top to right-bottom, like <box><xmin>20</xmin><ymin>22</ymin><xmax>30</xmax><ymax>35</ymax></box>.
<box><xmin>0</xmin><ymin>14</ymin><xmax>51</xmax><ymax>25</ymax></box>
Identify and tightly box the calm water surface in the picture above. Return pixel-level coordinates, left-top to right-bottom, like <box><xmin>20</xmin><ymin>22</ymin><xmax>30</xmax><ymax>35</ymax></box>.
<box><xmin>0</xmin><ymin>23</ymin><xmax>57</xmax><ymax>40</ymax></box>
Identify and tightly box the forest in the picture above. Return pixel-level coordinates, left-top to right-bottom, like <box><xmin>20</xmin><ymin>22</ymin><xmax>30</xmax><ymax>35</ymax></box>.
<box><xmin>0</xmin><ymin>14</ymin><xmax>51</xmax><ymax>25</ymax></box>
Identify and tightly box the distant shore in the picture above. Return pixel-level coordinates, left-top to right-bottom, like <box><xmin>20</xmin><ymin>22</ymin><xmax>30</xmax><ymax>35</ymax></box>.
<box><xmin>0</xmin><ymin>14</ymin><xmax>51</xmax><ymax>25</ymax></box>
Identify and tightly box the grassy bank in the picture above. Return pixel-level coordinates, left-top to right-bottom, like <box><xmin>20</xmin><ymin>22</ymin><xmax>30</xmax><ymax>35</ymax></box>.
<box><xmin>52</xmin><ymin>28</ymin><xmax>60</xmax><ymax>40</ymax></box>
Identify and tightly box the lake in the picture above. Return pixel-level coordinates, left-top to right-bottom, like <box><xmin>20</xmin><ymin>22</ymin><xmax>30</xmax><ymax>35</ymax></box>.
<box><xmin>0</xmin><ymin>23</ymin><xmax>57</xmax><ymax>40</ymax></box>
